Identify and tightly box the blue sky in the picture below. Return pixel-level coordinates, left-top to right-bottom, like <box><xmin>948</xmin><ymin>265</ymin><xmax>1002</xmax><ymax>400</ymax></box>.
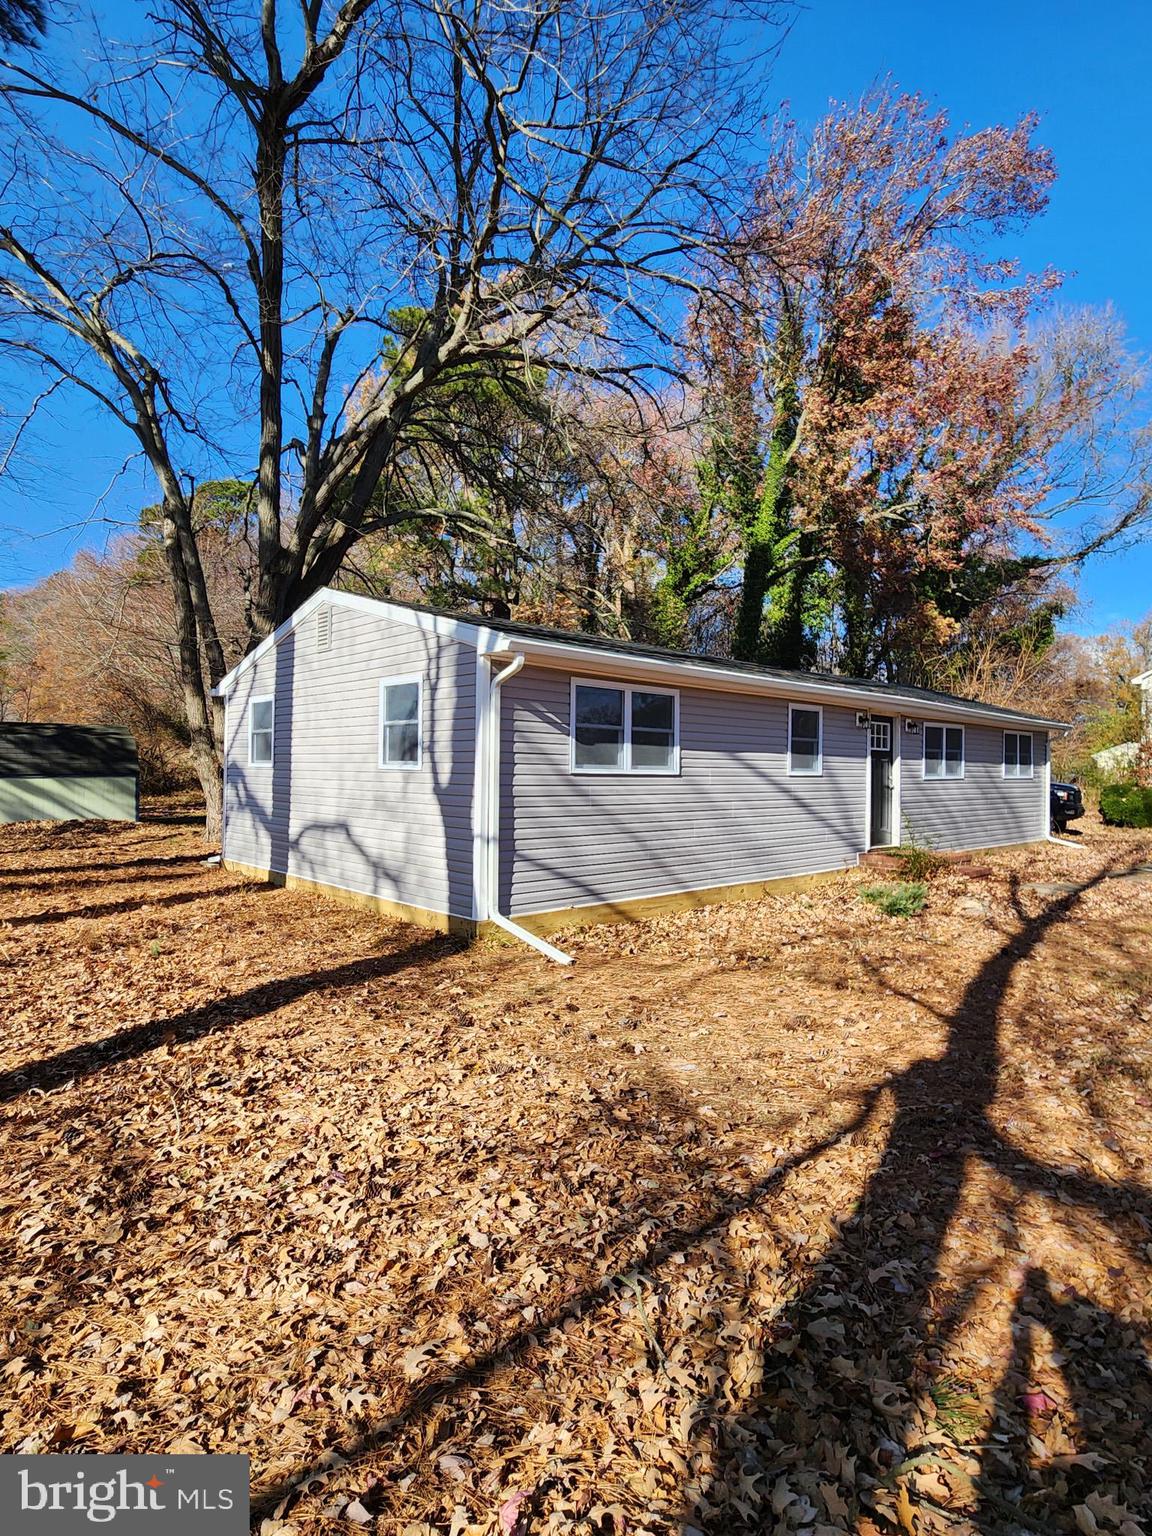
<box><xmin>774</xmin><ymin>0</ymin><xmax>1152</xmax><ymax>634</ymax></box>
<box><xmin>1</xmin><ymin>0</ymin><xmax>1149</xmax><ymax>635</ymax></box>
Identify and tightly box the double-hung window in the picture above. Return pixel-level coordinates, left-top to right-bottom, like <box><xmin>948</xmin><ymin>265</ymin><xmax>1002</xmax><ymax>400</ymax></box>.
<box><xmin>380</xmin><ymin>677</ymin><xmax>422</xmax><ymax>769</ymax></box>
<box><xmin>788</xmin><ymin>704</ymin><xmax>823</xmax><ymax>776</ymax></box>
<box><xmin>924</xmin><ymin>723</ymin><xmax>964</xmax><ymax>779</ymax></box>
<box><xmin>1003</xmin><ymin>731</ymin><xmax>1034</xmax><ymax>779</ymax></box>
<box><xmin>571</xmin><ymin>681</ymin><xmax>678</xmax><ymax>773</ymax></box>
<box><xmin>249</xmin><ymin>696</ymin><xmax>274</xmax><ymax>765</ymax></box>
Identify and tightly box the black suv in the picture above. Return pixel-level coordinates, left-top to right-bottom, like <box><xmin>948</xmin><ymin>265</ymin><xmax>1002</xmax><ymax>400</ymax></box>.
<box><xmin>1050</xmin><ymin>779</ymin><xmax>1084</xmax><ymax>833</ymax></box>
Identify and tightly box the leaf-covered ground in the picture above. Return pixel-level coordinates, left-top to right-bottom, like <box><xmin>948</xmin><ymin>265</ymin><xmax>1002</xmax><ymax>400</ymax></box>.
<box><xmin>1</xmin><ymin>803</ymin><xmax>1151</xmax><ymax>1536</ymax></box>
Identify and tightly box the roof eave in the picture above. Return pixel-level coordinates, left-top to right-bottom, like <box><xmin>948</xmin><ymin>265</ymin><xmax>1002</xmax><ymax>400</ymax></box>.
<box><xmin>488</xmin><ymin>634</ymin><xmax>1068</xmax><ymax>731</ymax></box>
<box><xmin>211</xmin><ymin>585</ymin><xmax>1067</xmax><ymax>731</ymax></box>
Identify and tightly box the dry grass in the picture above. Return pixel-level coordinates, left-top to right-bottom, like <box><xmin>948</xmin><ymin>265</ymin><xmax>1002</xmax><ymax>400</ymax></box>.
<box><xmin>1</xmin><ymin>801</ymin><xmax>1150</xmax><ymax>1535</ymax></box>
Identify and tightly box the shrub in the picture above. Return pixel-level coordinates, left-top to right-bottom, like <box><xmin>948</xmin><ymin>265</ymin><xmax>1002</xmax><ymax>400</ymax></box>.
<box><xmin>861</xmin><ymin>881</ymin><xmax>927</xmax><ymax>917</ymax></box>
<box><xmin>897</xmin><ymin>818</ymin><xmax>946</xmax><ymax>880</ymax></box>
<box><xmin>1099</xmin><ymin>783</ymin><xmax>1152</xmax><ymax>828</ymax></box>
<box><xmin>896</xmin><ymin>844</ymin><xmax>948</xmax><ymax>881</ymax></box>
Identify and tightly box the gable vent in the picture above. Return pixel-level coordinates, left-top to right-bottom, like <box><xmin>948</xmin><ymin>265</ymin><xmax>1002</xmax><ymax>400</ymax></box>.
<box><xmin>316</xmin><ymin>605</ymin><xmax>332</xmax><ymax>652</ymax></box>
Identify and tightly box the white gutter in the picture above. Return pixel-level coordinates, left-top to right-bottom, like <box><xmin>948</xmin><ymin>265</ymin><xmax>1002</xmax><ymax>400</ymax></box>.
<box><xmin>481</xmin><ymin>650</ymin><xmax>573</xmax><ymax>966</ymax></box>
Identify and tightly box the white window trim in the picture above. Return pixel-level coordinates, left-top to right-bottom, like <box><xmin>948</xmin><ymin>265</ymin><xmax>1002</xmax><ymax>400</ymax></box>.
<box><xmin>1003</xmin><ymin>730</ymin><xmax>1035</xmax><ymax>780</ymax></box>
<box><xmin>787</xmin><ymin>702</ymin><xmax>824</xmax><ymax>777</ymax></box>
<box><xmin>248</xmin><ymin>694</ymin><xmax>274</xmax><ymax>767</ymax></box>
<box><xmin>923</xmin><ymin>720</ymin><xmax>965</xmax><ymax>781</ymax></box>
<box><xmin>379</xmin><ymin>674</ymin><xmax>423</xmax><ymax>771</ymax></box>
<box><xmin>569</xmin><ymin>676</ymin><xmax>680</xmax><ymax>776</ymax></box>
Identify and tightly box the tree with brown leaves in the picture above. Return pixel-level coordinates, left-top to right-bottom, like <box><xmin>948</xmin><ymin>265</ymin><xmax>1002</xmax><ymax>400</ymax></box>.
<box><xmin>699</xmin><ymin>89</ymin><xmax>1152</xmax><ymax>675</ymax></box>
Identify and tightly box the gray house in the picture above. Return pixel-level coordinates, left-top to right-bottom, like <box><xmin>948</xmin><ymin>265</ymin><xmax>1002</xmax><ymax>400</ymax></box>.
<box><xmin>0</xmin><ymin>723</ymin><xmax>139</xmax><ymax>824</ymax></box>
<box><xmin>213</xmin><ymin>589</ymin><xmax>1063</xmax><ymax>962</ymax></box>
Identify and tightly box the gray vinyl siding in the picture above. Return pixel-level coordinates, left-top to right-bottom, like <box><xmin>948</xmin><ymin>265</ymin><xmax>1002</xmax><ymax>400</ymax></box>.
<box><xmin>499</xmin><ymin>666</ymin><xmax>867</xmax><ymax>916</ymax></box>
<box><xmin>898</xmin><ymin>723</ymin><xmax>1047</xmax><ymax>851</ymax></box>
<box><xmin>0</xmin><ymin>775</ymin><xmax>137</xmax><ymax>824</ymax></box>
<box><xmin>222</xmin><ymin>605</ymin><xmax>476</xmax><ymax>917</ymax></box>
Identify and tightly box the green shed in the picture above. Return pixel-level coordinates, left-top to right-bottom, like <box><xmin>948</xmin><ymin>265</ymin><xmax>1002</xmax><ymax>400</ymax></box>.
<box><xmin>0</xmin><ymin>724</ymin><xmax>139</xmax><ymax>824</ymax></box>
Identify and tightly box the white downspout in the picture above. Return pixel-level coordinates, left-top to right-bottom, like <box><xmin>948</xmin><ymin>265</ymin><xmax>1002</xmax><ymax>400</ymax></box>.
<box><xmin>1044</xmin><ymin>732</ymin><xmax>1056</xmax><ymax>842</ymax></box>
<box><xmin>483</xmin><ymin>651</ymin><xmax>574</xmax><ymax>965</ymax></box>
<box><xmin>1045</xmin><ymin>731</ymin><xmax>1083</xmax><ymax>847</ymax></box>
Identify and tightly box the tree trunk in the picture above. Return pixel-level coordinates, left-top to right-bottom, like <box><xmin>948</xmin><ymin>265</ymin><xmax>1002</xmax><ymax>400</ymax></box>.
<box><xmin>192</xmin><ymin>735</ymin><xmax>225</xmax><ymax>844</ymax></box>
<box><xmin>734</xmin><ymin>445</ymin><xmax>807</xmax><ymax>665</ymax></box>
<box><xmin>251</xmin><ymin>113</ymin><xmax>288</xmax><ymax>640</ymax></box>
<box><xmin>734</xmin><ymin>530</ymin><xmax>774</xmax><ymax>661</ymax></box>
<box><xmin>733</xmin><ymin>313</ymin><xmax>804</xmax><ymax>665</ymax></box>
<box><xmin>161</xmin><ymin>498</ymin><xmax>224</xmax><ymax>841</ymax></box>
<box><xmin>760</xmin><ymin>528</ymin><xmax>816</xmax><ymax>671</ymax></box>
<box><xmin>840</xmin><ymin>567</ymin><xmax>873</xmax><ymax>678</ymax></box>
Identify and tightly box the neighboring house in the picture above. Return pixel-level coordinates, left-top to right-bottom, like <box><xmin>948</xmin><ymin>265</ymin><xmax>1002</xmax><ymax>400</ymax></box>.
<box><xmin>212</xmin><ymin>589</ymin><xmax>1064</xmax><ymax>957</ymax></box>
<box><xmin>1092</xmin><ymin>742</ymin><xmax>1139</xmax><ymax>779</ymax></box>
<box><xmin>0</xmin><ymin>723</ymin><xmax>139</xmax><ymax>824</ymax></box>
<box><xmin>1091</xmin><ymin>670</ymin><xmax>1152</xmax><ymax>780</ymax></box>
<box><xmin>1136</xmin><ymin>669</ymin><xmax>1152</xmax><ymax>741</ymax></box>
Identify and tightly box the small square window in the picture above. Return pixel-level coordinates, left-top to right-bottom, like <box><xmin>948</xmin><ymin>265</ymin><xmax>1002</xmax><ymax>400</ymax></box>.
<box><xmin>869</xmin><ymin>720</ymin><xmax>891</xmax><ymax>752</ymax></box>
<box><xmin>380</xmin><ymin>678</ymin><xmax>422</xmax><ymax>768</ymax></box>
<box><xmin>249</xmin><ymin>696</ymin><xmax>274</xmax><ymax>765</ymax></box>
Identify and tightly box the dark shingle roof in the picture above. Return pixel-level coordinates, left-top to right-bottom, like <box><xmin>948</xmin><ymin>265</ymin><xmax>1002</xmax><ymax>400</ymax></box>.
<box><xmin>0</xmin><ymin>723</ymin><xmax>138</xmax><ymax>779</ymax></box>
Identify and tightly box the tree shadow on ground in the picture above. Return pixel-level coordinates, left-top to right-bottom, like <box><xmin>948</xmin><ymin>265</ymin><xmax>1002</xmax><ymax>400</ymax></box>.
<box><xmin>1</xmin><ymin>881</ymin><xmax>250</xmax><ymax>927</ymax></box>
<box><xmin>1</xmin><ymin>865</ymin><xmax>205</xmax><ymax>896</ymax></box>
<box><xmin>0</xmin><ymin>933</ymin><xmax>457</xmax><ymax>1106</ymax></box>
<box><xmin>138</xmin><ymin>809</ymin><xmax>206</xmax><ymax>828</ymax></box>
<box><xmin>678</xmin><ymin>862</ymin><xmax>1152</xmax><ymax>1532</ymax></box>
<box><xmin>0</xmin><ymin>853</ymin><xmax>206</xmax><ymax>880</ymax></box>
<box><xmin>251</xmin><ymin>861</ymin><xmax>1152</xmax><ymax>1532</ymax></box>
<box><xmin>977</xmin><ymin>1266</ymin><xmax>1152</xmax><ymax>1527</ymax></box>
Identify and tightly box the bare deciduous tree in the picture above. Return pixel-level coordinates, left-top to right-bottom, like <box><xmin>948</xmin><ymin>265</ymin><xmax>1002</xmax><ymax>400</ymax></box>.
<box><xmin>0</xmin><ymin>0</ymin><xmax>785</xmax><ymax>833</ymax></box>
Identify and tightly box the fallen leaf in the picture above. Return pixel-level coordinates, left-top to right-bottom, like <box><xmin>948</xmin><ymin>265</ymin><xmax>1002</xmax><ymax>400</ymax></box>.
<box><xmin>498</xmin><ymin>1491</ymin><xmax>529</xmax><ymax>1534</ymax></box>
<box><xmin>896</xmin><ymin>1481</ymin><xmax>917</xmax><ymax>1536</ymax></box>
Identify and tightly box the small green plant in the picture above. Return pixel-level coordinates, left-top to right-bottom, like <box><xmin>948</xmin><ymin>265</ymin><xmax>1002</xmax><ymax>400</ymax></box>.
<box><xmin>861</xmin><ymin>881</ymin><xmax>927</xmax><ymax>917</ymax></box>
<box><xmin>1100</xmin><ymin>782</ymin><xmax>1152</xmax><ymax>828</ymax></box>
<box><xmin>898</xmin><ymin>844</ymin><xmax>947</xmax><ymax>881</ymax></box>
<box><xmin>897</xmin><ymin>817</ymin><xmax>947</xmax><ymax>880</ymax></box>
<box><xmin>929</xmin><ymin>1374</ymin><xmax>984</xmax><ymax>1443</ymax></box>
<box><xmin>147</xmin><ymin>939</ymin><xmax>164</xmax><ymax>958</ymax></box>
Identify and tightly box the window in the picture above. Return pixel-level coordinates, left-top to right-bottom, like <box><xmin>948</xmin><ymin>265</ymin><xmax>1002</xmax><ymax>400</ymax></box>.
<box><xmin>249</xmin><ymin>696</ymin><xmax>274</xmax><ymax>765</ymax></box>
<box><xmin>571</xmin><ymin>681</ymin><xmax>678</xmax><ymax>773</ymax></box>
<box><xmin>631</xmin><ymin>690</ymin><xmax>677</xmax><ymax>770</ymax></box>
<box><xmin>380</xmin><ymin>677</ymin><xmax>421</xmax><ymax>768</ymax></box>
<box><xmin>788</xmin><ymin>704</ymin><xmax>823</xmax><ymax>775</ymax></box>
<box><xmin>924</xmin><ymin>723</ymin><xmax>964</xmax><ymax>779</ymax></box>
<box><xmin>869</xmin><ymin>719</ymin><xmax>891</xmax><ymax>752</ymax></box>
<box><xmin>1004</xmin><ymin>731</ymin><xmax>1034</xmax><ymax>779</ymax></box>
